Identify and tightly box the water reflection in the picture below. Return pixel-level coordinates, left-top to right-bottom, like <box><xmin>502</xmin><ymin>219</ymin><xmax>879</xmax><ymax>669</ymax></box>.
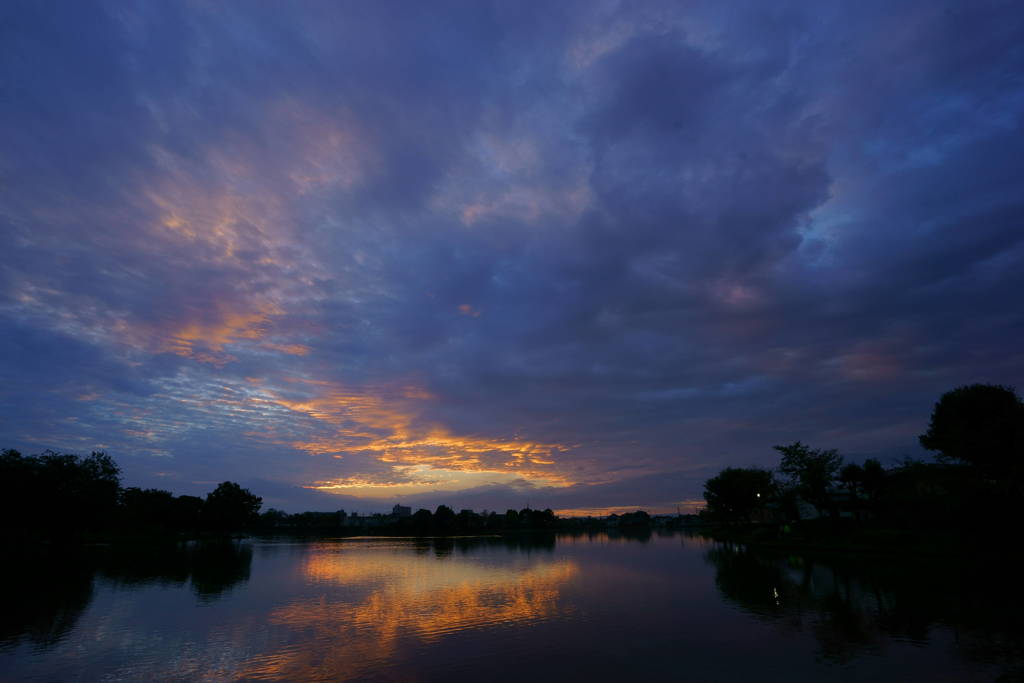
<box><xmin>4</xmin><ymin>534</ymin><xmax>1024</xmax><ymax>682</ymax></box>
<box><xmin>0</xmin><ymin>549</ymin><xmax>94</xmax><ymax>649</ymax></box>
<box><xmin>238</xmin><ymin>538</ymin><xmax>578</xmax><ymax>680</ymax></box>
<box><xmin>705</xmin><ymin>542</ymin><xmax>1024</xmax><ymax>679</ymax></box>
<box><xmin>98</xmin><ymin>541</ymin><xmax>253</xmax><ymax>601</ymax></box>
<box><xmin>0</xmin><ymin>541</ymin><xmax>253</xmax><ymax>650</ymax></box>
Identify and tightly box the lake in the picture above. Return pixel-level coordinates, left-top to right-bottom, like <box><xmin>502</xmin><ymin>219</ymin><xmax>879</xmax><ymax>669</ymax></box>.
<box><xmin>2</xmin><ymin>532</ymin><xmax>1022</xmax><ymax>681</ymax></box>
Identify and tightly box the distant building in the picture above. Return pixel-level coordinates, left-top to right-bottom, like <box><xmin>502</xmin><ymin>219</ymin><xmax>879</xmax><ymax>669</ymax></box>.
<box><xmin>392</xmin><ymin>504</ymin><xmax>411</xmax><ymax>518</ymax></box>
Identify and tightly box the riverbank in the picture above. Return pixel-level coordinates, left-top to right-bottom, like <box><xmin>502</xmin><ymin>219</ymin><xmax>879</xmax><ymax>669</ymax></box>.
<box><xmin>694</xmin><ymin>519</ymin><xmax>1009</xmax><ymax>558</ymax></box>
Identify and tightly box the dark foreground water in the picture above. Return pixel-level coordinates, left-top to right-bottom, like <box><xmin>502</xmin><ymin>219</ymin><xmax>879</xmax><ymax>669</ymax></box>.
<box><xmin>2</xmin><ymin>533</ymin><xmax>1022</xmax><ymax>682</ymax></box>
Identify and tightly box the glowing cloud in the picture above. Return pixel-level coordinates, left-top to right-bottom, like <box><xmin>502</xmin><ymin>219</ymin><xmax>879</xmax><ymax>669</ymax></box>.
<box><xmin>256</xmin><ymin>378</ymin><xmax>576</xmax><ymax>492</ymax></box>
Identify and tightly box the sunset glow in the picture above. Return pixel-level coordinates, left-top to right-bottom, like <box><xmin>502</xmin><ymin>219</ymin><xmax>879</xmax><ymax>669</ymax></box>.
<box><xmin>2</xmin><ymin>1</ymin><xmax>1022</xmax><ymax>513</ymax></box>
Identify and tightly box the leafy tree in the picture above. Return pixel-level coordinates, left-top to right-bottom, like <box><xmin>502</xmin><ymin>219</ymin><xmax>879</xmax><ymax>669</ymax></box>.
<box><xmin>484</xmin><ymin>511</ymin><xmax>506</xmax><ymax>531</ymax></box>
<box><xmin>2</xmin><ymin>449</ymin><xmax>122</xmax><ymax>537</ymax></box>
<box><xmin>703</xmin><ymin>467</ymin><xmax>774</xmax><ymax>522</ymax></box>
<box><xmin>456</xmin><ymin>508</ymin><xmax>482</xmax><ymax>531</ymax></box>
<box><xmin>919</xmin><ymin>384</ymin><xmax>1024</xmax><ymax>474</ymax></box>
<box><xmin>173</xmin><ymin>495</ymin><xmax>205</xmax><ymax>529</ymax></box>
<box><xmin>834</xmin><ymin>458</ymin><xmax>887</xmax><ymax>518</ymax></box>
<box><xmin>0</xmin><ymin>449</ymin><xmax>30</xmax><ymax>524</ymax></box>
<box><xmin>203</xmin><ymin>482</ymin><xmax>262</xmax><ymax>532</ymax></box>
<box><xmin>431</xmin><ymin>504</ymin><xmax>456</xmax><ymax>532</ymax></box>
<box><xmin>618</xmin><ymin>510</ymin><xmax>652</xmax><ymax>527</ymax></box>
<box><xmin>839</xmin><ymin>463</ymin><xmax>864</xmax><ymax>496</ymax></box>
<box><xmin>44</xmin><ymin>450</ymin><xmax>121</xmax><ymax>530</ymax></box>
<box><xmin>259</xmin><ymin>508</ymin><xmax>289</xmax><ymax>527</ymax></box>
<box><xmin>411</xmin><ymin>508</ymin><xmax>433</xmax><ymax>532</ymax></box>
<box><xmin>775</xmin><ymin>442</ymin><xmax>842</xmax><ymax>516</ymax></box>
<box><xmin>861</xmin><ymin>458</ymin><xmax>886</xmax><ymax>499</ymax></box>
<box><xmin>120</xmin><ymin>487</ymin><xmax>177</xmax><ymax>531</ymax></box>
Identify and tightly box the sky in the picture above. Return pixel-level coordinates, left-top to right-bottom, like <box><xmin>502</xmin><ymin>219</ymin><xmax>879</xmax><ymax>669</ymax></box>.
<box><xmin>2</xmin><ymin>1</ymin><xmax>1023</xmax><ymax>514</ymax></box>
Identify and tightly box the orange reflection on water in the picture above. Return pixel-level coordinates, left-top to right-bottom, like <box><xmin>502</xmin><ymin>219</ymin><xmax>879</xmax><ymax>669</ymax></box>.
<box><xmin>237</xmin><ymin>546</ymin><xmax>578</xmax><ymax>681</ymax></box>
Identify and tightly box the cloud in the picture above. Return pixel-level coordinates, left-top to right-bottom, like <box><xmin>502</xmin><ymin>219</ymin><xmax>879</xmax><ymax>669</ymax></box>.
<box><xmin>2</xmin><ymin>1</ymin><xmax>1022</xmax><ymax>511</ymax></box>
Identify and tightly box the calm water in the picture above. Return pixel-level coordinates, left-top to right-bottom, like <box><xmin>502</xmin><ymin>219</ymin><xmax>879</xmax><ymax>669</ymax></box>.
<box><xmin>2</xmin><ymin>533</ymin><xmax>1022</xmax><ymax>682</ymax></box>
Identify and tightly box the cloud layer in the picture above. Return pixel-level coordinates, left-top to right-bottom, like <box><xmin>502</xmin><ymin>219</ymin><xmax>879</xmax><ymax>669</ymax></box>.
<box><xmin>2</xmin><ymin>1</ymin><xmax>1023</xmax><ymax>511</ymax></box>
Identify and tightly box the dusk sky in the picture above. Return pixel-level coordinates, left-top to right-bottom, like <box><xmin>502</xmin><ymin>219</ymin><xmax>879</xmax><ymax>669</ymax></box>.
<box><xmin>2</xmin><ymin>1</ymin><xmax>1023</xmax><ymax>514</ymax></box>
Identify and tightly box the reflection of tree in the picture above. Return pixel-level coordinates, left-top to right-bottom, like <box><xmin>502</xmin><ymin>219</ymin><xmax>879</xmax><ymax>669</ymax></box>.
<box><xmin>189</xmin><ymin>542</ymin><xmax>253</xmax><ymax>600</ymax></box>
<box><xmin>97</xmin><ymin>545</ymin><xmax>190</xmax><ymax>588</ymax></box>
<box><xmin>0</xmin><ymin>540</ymin><xmax>257</xmax><ymax>649</ymax></box>
<box><xmin>433</xmin><ymin>536</ymin><xmax>454</xmax><ymax>557</ymax></box>
<box><xmin>705</xmin><ymin>543</ymin><xmax>1024</xmax><ymax>675</ymax></box>
<box><xmin>96</xmin><ymin>540</ymin><xmax>252</xmax><ymax>602</ymax></box>
<box><xmin>706</xmin><ymin>544</ymin><xmax>790</xmax><ymax>617</ymax></box>
<box><xmin>0</xmin><ymin>549</ymin><xmax>95</xmax><ymax>649</ymax></box>
<box><xmin>456</xmin><ymin>534</ymin><xmax>557</xmax><ymax>553</ymax></box>
<box><xmin>98</xmin><ymin>541</ymin><xmax>252</xmax><ymax>600</ymax></box>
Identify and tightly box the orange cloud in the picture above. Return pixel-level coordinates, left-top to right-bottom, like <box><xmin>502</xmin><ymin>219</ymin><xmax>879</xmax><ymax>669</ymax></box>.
<box><xmin>260</xmin><ymin>342</ymin><xmax>311</xmax><ymax>356</ymax></box>
<box><xmin>253</xmin><ymin>378</ymin><xmax>575</xmax><ymax>490</ymax></box>
<box><xmin>161</xmin><ymin>305</ymin><xmax>278</xmax><ymax>360</ymax></box>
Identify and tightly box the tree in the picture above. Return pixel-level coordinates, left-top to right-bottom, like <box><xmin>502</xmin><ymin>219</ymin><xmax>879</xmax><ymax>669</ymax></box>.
<box><xmin>861</xmin><ymin>458</ymin><xmax>885</xmax><ymax>499</ymax></box>
<box><xmin>703</xmin><ymin>467</ymin><xmax>774</xmax><ymax>522</ymax></box>
<box><xmin>411</xmin><ymin>508</ymin><xmax>433</xmax><ymax>532</ymax></box>
<box><xmin>203</xmin><ymin>482</ymin><xmax>262</xmax><ymax>532</ymax></box>
<box><xmin>120</xmin><ymin>487</ymin><xmax>177</xmax><ymax>531</ymax></box>
<box><xmin>173</xmin><ymin>495</ymin><xmax>205</xmax><ymax>529</ymax></box>
<box><xmin>619</xmin><ymin>510</ymin><xmax>651</xmax><ymax>527</ymax></box>
<box><xmin>0</xmin><ymin>449</ymin><xmax>30</xmax><ymax>526</ymax></box>
<box><xmin>839</xmin><ymin>463</ymin><xmax>864</xmax><ymax>496</ymax></box>
<box><xmin>919</xmin><ymin>384</ymin><xmax>1024</xmax><ymax>474</ymax></box>
<box><xmin>259</xmin><ymin>508</ymin><xmax>289</xmax><ymax>528</ymax></box>
<box><xmin>2</xmin><ymin>449</ymin><xmax>122</xmax><ymax>537</ymax></box>
<box><xmin>434</xmin><ymin>504</ymin><xmax>456</xmax><ymax>530</ymax></box>
<box><xmin>775</xmin><ymin>442</ymin><xmax>842</xmax><ymax>516</ymax></box>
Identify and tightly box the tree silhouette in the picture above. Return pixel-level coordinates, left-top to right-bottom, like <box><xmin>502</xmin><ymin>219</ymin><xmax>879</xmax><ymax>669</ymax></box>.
<box><xmin>202</xmin><ymin>482</ymin><xmax>262</xmax><ymax>532</ymax></box>
<box><xmin>0</xmin><ymin>449</ymin><xmax>121</xmax><ymax>538</ymax></box>
<box><xmin>433</xmin><ymin>504</ymin><xmax>456</xmax><ymax>531</ymax></box>
<box><xmin>411</xmin><ymin>508</ymin><xmax>433</xmax><ymax>533</ymax></box>
<box><xmin>703</xmin><ymin>467</ymin><xmax>774</xmax><ymax>522</ymax></box>
<box><xmin>839</xmin><ymin>463</ymin><xmax>864</xmax><ymax>496</ymax></box>
<box><xmin>919</xmin><ymin>384</ymin><xmax>1024</xmax><ymax>475</ymax></box>
<box><xmin>775</xmin><ymin>442</ymin><xmax>842</xmax><ymax>516</ymax></box>
<box><xmin>861</xmin><ymin>458</ymin><xmax>885</xmax><ymax>496</ymax></box>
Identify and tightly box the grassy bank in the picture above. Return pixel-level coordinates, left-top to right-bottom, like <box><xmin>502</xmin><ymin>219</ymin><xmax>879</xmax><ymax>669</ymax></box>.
<box><xmin>696</xmin><ymin>519</ymin><xmax>980</xmax><ymax>557</ymax></box>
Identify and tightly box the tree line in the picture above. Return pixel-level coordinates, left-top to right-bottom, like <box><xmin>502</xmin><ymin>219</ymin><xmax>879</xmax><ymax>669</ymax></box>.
<box><xmin>0</xmin><ymin>448</ymin><xmax>579</xmax><ymax>541</ymax></box>
<box><xmin>0</xmin><ymin>448</ymin><xmax>262</xmax><ymax>541</ymax></box>
<box><xmin>701</xmin><ymin>383</ymin><xmax>1024</xmax><ymax>542</ymax></box>
<box><xmin>260</xmin><ymin>505</ymin><xmax>563</xmax><ymax>535</ymax></box>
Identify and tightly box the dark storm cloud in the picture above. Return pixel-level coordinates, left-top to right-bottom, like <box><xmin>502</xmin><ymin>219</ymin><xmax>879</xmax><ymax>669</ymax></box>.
<box><xmin>1</xmin><ymin>0</ymin><xmax>1022</xmax><ymax>511</ymax></box>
